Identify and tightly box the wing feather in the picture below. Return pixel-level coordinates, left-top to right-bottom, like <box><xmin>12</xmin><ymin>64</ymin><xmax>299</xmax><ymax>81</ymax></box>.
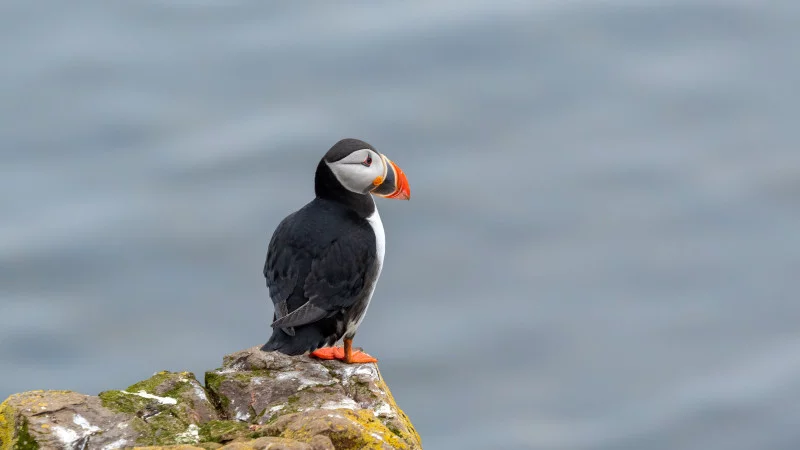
<box><xmin>270</xmin><ymin>301</ymin><xmax>329</xmax><ymax>329</ymax></box>
<box><xmin>264</xmin><ymin>210</ymin><xmax>375</xmax><ymax>331</ymax></box>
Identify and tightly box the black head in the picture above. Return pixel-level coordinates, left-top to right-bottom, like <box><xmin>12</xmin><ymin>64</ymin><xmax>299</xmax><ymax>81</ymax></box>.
<box><xmin>314</xmin><ymin>138</ymin><xmax>411</xmax><ymax>216</ymax></box>
<box><xmin>323</xmin><ymin>138</ymin><xmax>377</xmax><ymax>163</ymax></box>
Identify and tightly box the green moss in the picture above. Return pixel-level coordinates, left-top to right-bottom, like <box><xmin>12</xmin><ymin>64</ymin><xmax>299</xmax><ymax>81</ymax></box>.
<box><xmin>0</xmin><ymin>401</ymin><xmax>40</xmax><ymax>450</ymax></box>
<box><xmin>98</xmin><ymin>390</ymin><xmax>150</xmax><ymax>415</ymax></box>
<box><xmin>99</xmin><ymin>371</ymin><xmax>200</xmax><ymax>416</ymax></box>
<box><xmin>126</xmin><ymin>371</ymin><xmax>178</xmax><ymax>394</ymax></box>
<box><xmin>197</xmin><ymin>420</ymin><xmax>249</xmax><ymax>443</ymax></box>
<box><xmin>98</xmin><ymin>372</ymin><xmax>209</xmax><ymax>447</ymax></box>
<box><xmin>131</xmin><ymin>371</ymin><xmax>198</xmax><ymax>402</ymax></box>
<box><xmin>131</xmin><ymin>410</ymin><xmax>195</xmax><ymax>446</ymax></box>
<box><xmin>246</xmin><ymin>429</ymin><xmax>274</xmax><ymax>440</ymax></box>
<box><xmin>232</xmin><ymin>369</ymin><xmax>273</xmax><ymax>384</ymax></box>
<box><xmin>386</xmin><ymin>423</ymin><xmax>402</xmax><ymax>438</ymax></box>
<box><xmin>203</xmin><ymin>371</ymin><xmax>230</xmax><ymax>413</ymax></box>
<box><xmin>13</xmin><ymin>417</ymin><xmax>39</xmax><ymax>450</ymax></box>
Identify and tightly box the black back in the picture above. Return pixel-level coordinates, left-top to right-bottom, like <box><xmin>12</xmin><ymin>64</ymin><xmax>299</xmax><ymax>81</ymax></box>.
<box><xmin>260</xmin><ymin>196</ymin><xmax>378</xmax><ymax>355</ymax></box>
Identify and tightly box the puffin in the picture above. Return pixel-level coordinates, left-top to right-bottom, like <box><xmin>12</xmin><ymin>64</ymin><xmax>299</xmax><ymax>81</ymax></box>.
<box><xmin>260</xmin><ymin>138</ymin><xmax>410</xmax><ymax>364</ymax></box>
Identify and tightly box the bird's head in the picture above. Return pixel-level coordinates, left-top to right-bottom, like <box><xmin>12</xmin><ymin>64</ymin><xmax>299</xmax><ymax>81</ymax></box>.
<box><xmin>321</xmin><ymin>138</ymin><xmax>410</xmax><ymax>200</ymax></box>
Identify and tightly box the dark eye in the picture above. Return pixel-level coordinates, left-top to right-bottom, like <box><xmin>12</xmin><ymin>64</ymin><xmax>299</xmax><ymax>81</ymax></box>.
<box><xmin>362</xmin><ymin>155</ymin><xmax>372</xmax><ymax>167</ymax></box>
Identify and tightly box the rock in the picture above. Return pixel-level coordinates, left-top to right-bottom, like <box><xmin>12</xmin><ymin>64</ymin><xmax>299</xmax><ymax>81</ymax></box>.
<box><xmin>0</xmin><ymin>371</ymin><xmax>218</xmax><ymax>449</ymax></box>
<box><xmin>0</xmin><ymin>390</ymin><xmax>132</xmax><ymax>450</ymax></box>
<box><xmin>205</xmin><ymin>347</ymin><xmax>420</xmax><ymax>449</ymax></box>
<box><xmin>218</xmin><ymin>436</ymin><xmax>314</xmax><ymax>449</ymax></box>
<box><xmin>1</xmin><ymin>347</ymin><xmax>421</xmax><ymax>450</ymax></box>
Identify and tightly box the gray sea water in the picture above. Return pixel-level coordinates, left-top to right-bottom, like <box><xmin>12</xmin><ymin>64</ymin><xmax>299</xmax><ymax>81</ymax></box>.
<box><xmin>2</xmin><ymin>1</ymin><xmax>800</xmax><ymax>449</ymax></box>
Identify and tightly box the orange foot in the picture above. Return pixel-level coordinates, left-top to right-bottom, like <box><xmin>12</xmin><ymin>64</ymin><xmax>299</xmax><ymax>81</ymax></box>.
<box><xmin>310</xmin><ymin>346</ymin><xmax>345</xmax><ymax>360</ymax></box>
<box><xmin>310</xmin><ymin>341</ymin><xmax>378</xmax><ymax>364</ymax></box>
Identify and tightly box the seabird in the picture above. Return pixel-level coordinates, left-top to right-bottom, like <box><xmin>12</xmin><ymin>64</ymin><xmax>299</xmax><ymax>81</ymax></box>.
<box><xmin>260</xmin><ymin>138</ymin><xmax>410</xmax><ymax>363</ymax></box>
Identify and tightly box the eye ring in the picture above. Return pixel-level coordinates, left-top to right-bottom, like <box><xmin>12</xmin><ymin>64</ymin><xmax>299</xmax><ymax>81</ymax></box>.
<box><xmin>362</xmin><ymin>155</ymin><xmax>372</xmax><ymax>167</ymax></box>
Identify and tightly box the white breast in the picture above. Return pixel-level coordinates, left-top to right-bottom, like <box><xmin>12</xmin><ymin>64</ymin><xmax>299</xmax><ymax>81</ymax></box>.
<box><xmin>367</xmin><ymin>208</ymin><xmax>386</xmax><ymax>273</ymax></box>
<box><xmin>345</xmin><ymin>207</ymin><xmax>385</xmax><ymax>336</ymax></box>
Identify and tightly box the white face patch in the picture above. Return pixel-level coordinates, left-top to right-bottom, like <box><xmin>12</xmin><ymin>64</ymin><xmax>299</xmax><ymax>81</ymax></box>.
<box><xmin>326</xmin><ymin>149</ymin><xmax>387</xmax><ymax>194</ymax></box>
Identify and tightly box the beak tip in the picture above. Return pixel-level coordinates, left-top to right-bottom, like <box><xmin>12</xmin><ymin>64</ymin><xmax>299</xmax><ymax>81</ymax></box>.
<box><xmin>385</xmin><ymin>158</ymin><xmax>411</xmax><ymax>201</ymax></box>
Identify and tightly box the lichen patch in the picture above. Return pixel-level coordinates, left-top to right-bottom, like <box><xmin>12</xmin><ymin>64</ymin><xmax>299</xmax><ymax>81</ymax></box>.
<box><xmin>373</xmin><ymin>402</ymin><xmax>394</xmax><ymax>418</ymax></box>
<box><xmin>319</xmin><ymin>398</ymin><xmax>359</xmax><ymax>411</ymax></box>
<box><xmin>175</xmin><ymin>423</ymin><xmax>200</xmax><ymax>444</ymax></box>
<box><xmin>275</xmin><ymin>370</ymin><xmax>334</xmax><ymax>391</ymax></box>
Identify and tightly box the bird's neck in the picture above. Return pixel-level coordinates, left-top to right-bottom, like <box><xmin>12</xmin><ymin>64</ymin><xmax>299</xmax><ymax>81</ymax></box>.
<box><xmin>314</xmin><ymin>160</ymin><xmax>375</xmax><ymax>218</ymax></box>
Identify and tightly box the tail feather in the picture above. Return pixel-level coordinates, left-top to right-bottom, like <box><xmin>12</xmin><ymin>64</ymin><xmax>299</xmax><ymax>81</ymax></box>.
<box><xmin>260</xmin><ymin>326</ymin><xmax>328</xmax><ymax>356</ymax></box>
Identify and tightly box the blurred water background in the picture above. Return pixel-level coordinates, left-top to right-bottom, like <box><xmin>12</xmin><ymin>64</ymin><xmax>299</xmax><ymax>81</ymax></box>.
<box><xmin>2</xmin><ymin>1</ymin><xmax>800</xmax><ymax>449</ymax></box>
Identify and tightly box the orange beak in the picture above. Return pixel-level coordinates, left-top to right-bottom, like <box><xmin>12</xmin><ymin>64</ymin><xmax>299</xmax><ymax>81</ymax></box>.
<box><xmin>372</xmin><ymin>156</ymin><xmax>411</xmax><ymax>200</ymax></box>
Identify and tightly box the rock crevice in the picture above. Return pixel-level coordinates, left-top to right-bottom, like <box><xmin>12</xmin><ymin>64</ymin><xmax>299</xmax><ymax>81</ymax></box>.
<box><xmin>0</xmin><ymin>347</ymin><xmax>421</xmax><ymax>450</ymax></box>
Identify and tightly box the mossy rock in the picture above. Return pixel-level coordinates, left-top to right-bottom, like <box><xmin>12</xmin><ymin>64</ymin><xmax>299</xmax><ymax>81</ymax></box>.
<box><xmin>0</xmin><ymin>399</ymin><xmax>40</xmax><ymax>450</ymax></box>
<box><xmin>97</xmin><ymin>371</ymin><xmax>220</xmax><ymax>447</ymax></box>
<box><xmin>100</xmin><ymin>371</ymin><xmax>218</xmax><ymax>423</ymax></box>
<box><xmin>0</xmin><ymin>390</ymin><xmax>130</xmax><ymax>449</ymax></box>
<box><xmin>1</xmin><ymin>348</ymin><xmax>421</xmax><ymax>449</ymax></box>
<box><xmin>261</xmin><ymin>408</ymin><xmax>412</xmax><ymax>450</ymax></box>
<box><xmin>197</xmin><ymin>420</ymin><xmax>251</xmax><ymax>443</ymax></box>
<box><xmin>204</xmin><ymin>347</ymin><xmax>421</xmax><ymax>449</ymax></box>
<box><xmin>0</xmin><ymin>372</ymin><xmax>220</xmax><ymax>449</ymax></box>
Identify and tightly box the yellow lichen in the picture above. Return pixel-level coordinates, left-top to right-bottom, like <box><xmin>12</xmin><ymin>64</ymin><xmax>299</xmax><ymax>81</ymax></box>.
<box><xmin>131</xmin><ymin>446</ymin><xmax>207</xmax><ymax>450</ymax></box>
<box><xmin>0</xmin><ymin>398</ymin><xmax>12</xmax><ymax>449</ymax></box>
<box><xmin>0</xmin><ymin>400</ymin><xmax>39</xmax><ymax>450</ymax></box>
<box><xmin>373</xmin><ymin>367</ymin><xmax>422</xmax><ymax>446</ymax></box>
<box><xmin>276</xmin><ymin>408</ymin><xmax>410</xmax><ymax>450</ymax></box>
<box><xmin>357</xmin><ymin>408</ymin><xmax>415</xmax><ymax>449</ymax></box>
